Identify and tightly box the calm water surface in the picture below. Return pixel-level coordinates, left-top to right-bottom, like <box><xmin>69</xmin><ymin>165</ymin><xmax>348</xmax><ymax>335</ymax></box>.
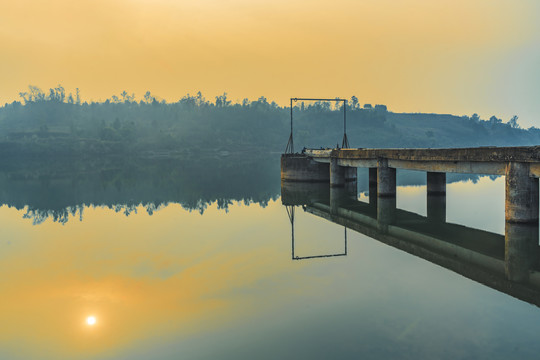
<box><xmin>1</xmin><ymin>163</ymin><xmax>540</xmax><ymax>359</ymax></box>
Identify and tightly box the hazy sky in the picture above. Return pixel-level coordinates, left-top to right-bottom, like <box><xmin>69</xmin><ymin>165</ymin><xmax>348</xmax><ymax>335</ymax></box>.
<box><xmin>1</xmin><ymin>0</ymin><xmax>539</xmax><ymax>125</ymax></box>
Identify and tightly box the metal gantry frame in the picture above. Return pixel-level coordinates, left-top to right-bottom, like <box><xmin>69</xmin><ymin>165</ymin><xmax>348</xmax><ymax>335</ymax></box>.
<box><xmin>285</xmin><ymin>97</ymin><xmax>349</xmax><ymax>154</ymax></box>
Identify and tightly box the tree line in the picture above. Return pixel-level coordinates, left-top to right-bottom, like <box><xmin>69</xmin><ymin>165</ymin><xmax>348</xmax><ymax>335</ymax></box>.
<box><xmin>0</xmin><ymin>85</ymin><xmax>538</xmax><ymax>159</ymax></box>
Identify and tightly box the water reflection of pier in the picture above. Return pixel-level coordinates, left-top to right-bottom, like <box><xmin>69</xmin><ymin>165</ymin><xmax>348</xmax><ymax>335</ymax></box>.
<box><xmin>286</xmin><ymin>205</ymin><xmax>348</xmax><ymax>260</ymax></box>
<box><xmin>282</xmin><ymin>182</ymin><xmax>540</xmax><ymax>307</ymax></box>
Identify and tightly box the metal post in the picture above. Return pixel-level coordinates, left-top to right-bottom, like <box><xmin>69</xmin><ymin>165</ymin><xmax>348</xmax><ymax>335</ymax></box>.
<box><xmin>285</xmin><ymin>98</ymin><xmax>294</xmax><ymax>154</ymax></box>
<box><xmin>290</xmin><ymin>97</ymin><xmax>293</xmax><ymax>147</ymax></box>
<box><xmin>344</xmin><ymin>100</ymin><xmax>346</xmax><ymax>135</ymax></box>
<box><xmin>342</xmin><ymin>99</ymin><xmax>349</xmax><ymax>148</ymax></box>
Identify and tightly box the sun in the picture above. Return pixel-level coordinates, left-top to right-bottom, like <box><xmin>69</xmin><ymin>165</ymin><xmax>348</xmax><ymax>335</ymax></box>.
<box><xmin>86</xmin><ymin>316</ymin><xmax>97</xmax><ymax>326</ymax></box>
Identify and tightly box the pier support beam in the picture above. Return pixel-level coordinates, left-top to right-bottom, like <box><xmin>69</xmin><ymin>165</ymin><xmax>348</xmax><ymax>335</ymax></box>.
<box><xmin>376</xmin><ymin>160</ymin><xmax>396</xmax><ymax>230</ymax></box>
<box><xmin>505</xmin><ymin>222</ymin><xmax>539</xmax><ymax>282</ymax></box>
<box><xmin>505</xmin><ymin>162</ymin><xmax>539</xmax><ymax>224</ymax></box>
<box><xmin>330</xmin><ymin>158</ymin><xmax>345</xmax><ymax>187</ymax></box>
<box><xmin>427</xmin><ymin>172</ymin><xmax>446</xmax><ymax>195</ymax></box>
<box><xmin>281</xmin><ymin>154</ymin><xmax>330</xmax><ymax>182</ymax></box>
<box><xmin>330</xmin><ymin>187</ymin><xmax>356</xmax><ymax>215</ymax></box>
<box><xmin>377</xmin><ymin>159</ymin><xmax>396</xmax><ymax>197</ymax></box>
<box><xmin>344</xmin><ymin>166</ymin><xmax>357</xmax><ymax>183</ymax></box>
<box><xmin>369</xmin><ymin>168</ymin><xmax>377</xmax><ymax>207</ymax></box>
<box><xmin>427</xmin><ymin>195</ymin><xmax>446</xmax><ymax>223</ymax></box>
<box><xmin>427</xmin><ymin>172</ymin><xmax>446</xmax><ymax>222</ymax></box>
<box><xmin>377</xmin><ymin>197</ymin><xmax>396</xmax><ymax>230</ymax></box>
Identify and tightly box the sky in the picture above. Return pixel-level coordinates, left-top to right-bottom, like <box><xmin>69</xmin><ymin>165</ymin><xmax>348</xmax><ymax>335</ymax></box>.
<box><xmin>1</xmin><ymin>0</ymin><xmax>539</xmax><ymax>126</ymax></box>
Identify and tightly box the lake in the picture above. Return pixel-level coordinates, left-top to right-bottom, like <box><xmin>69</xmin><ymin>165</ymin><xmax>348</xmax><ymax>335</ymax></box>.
<box><xmin>1</xmin><ymin>157</ymin><xmax>540</xmax><ymax>359</ymax></box>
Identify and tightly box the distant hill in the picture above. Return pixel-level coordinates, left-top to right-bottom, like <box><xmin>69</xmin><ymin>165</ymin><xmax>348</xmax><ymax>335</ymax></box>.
<box><xmin>1</xmin><ymin>88</ymin><xmax>538</xmax><ymax>158</ymax></box>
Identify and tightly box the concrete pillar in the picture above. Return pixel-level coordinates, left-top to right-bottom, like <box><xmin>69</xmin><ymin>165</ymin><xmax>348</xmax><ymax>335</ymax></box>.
<box><xmin>377</xmin><ymin>197</ymin><xmax>396</xmax><ymax>231</ymax></box>
<box><xmin>505</xmin><ymin>162</ymin><xmax>539</xmax><ymax>224</ymax></box>
<box><xmin>281</xmin><ymin>182</ymin><xmax>330</xmax><ymax>206</ymax></box>
<box><xmin>427</xmin><ymin>172</ymin><xmax>446</xmax><ymax>195</ymax></box>
<box><xmin>369</xmin><ymin>167</ymin><xmax>378</xmax><ymax>185</ymax></box>
<box><xmin>377</xmin><ymin>158</ymin><xmax>396</xmax><ymax>197</ymax></box>
<box><xmin>505</xmin><ymin>222</ymin><xmax>539</xmax><ymax>282</ymax></box>
<box><xmin>427</xmin><ymin>195</ymin><xmax>446</xmax><ymax>223</ymax></box>
<box><xmin>330</xmin><ymin>157</ymin><xmax>345</xmax><ymax>187</ymax></box>
<box><xmin>344</xmin><ymin>180</ymin><xmax>358</xmax><ymax>198</ymax></box>
<box><xmin>281</xmin><ymin>154</ymin><xmax>330</xmax><ymax>182</ymax></box>
<box><xmin>427</xmin><ymin>172</ymin><xmax>446</xmax><ymax>222</ymax></box>
<box><xmin>330</xmin><ymin>187</ymin><xmax>345</xmax><ymax>215</ymax></box>
<box><xmin>344</xmin><ymin>166</ymin><xmax>358</xmax><ymax>183</ymax></box>
<box><xmin>369</xmin><ymin>168</ymin><xmax>377</xmax><ymax>207</ymax></box>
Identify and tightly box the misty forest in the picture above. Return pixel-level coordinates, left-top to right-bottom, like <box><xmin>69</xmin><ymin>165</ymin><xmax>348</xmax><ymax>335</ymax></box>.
<box><xmin>1</xmin><ymin>85</ymin><xmax>538</xmax><ymax>159</ymax></box>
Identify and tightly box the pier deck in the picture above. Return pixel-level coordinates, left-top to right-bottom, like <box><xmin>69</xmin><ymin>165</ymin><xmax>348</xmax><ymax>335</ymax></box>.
<box><xmin>304</xmin><ymin>146</ymin><xmax>540</xmax><ymax>177</ymax></box>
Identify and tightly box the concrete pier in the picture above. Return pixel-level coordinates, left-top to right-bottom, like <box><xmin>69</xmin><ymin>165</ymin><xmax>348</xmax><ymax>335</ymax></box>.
<box><xmin>427</xmin><ymin>194</ymin><xmax>446</xmax><ymax>223</ymax></box>
<box><xmin>330</xmin><ymin>187</ymin><xmax>356</xmax><ymax>215</ymax></box>
<box><xmin>281</xmin><ymin>154</ymin><xmax>329</xmax><ymax>182</ymax></box>
<box><xmin>426</xmin><ymin>172</ymin><xmax>446</xmax><ymax>222</ymax></box>
<box><xmin>281</xmin><ymin>154</ymin><xmax>356</xmax><ymax>186</ymax></box>
<box><xmin>369</xmin><ymin>168</ymin><xmax>377</xmax><ymax>185</ymax></box>
<box><xmin>505</xmin><ymin>162</ymin><xmax>539</xmax><ymax>224</ymax></box>
<box><xmin>377</xmin><ymin>197</ymin><xmax>396</xmax><ymax>230</ymax></box>
<box><xmin>369</xmin><ymin>168</ymin><xmax>377</xmax><ymax>206</ymax></box>
<box><xmin>377</xmin><ymin>158</ymin><xmax>396</xmax><ymax>198</ymax></box>
<box><xmin>505</xmin><ymin>222</ymin><xmax>539</xmax><ymax>282</ymax></box>
<box><xmin>427</xmin><ymin>172</ymin><xmax>446</xmax><ymax>195</ymax></box>
<box><xmin>330</xmin><ymin>158</ymin><xmax>345</xmax><ymax>187</ymax></box>
<box><xmin>281</xmin><ymin>146</ymin><xmax>540</xmax><ymax>307</ymax></box>
<box><xmin>282</xmin><ymin>146</ymin><xmax>540</xmax><ymax>253</ymax></box>
<box><xmin>344</xmin><ymin>166</ymin><xmax>357</xmax><ymax>183</ymax></box>
<box><xmin>298</xmin><ymin>192</ymin><xmax>540</xmax><ymax>308</ymax></box>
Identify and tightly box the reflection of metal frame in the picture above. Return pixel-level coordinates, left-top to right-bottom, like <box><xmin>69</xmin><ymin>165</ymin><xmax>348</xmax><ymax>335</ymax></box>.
<box><xmin>286</xmin><ymin>205</ymin><xmax>348</xmax><ymax>261</ymax></box>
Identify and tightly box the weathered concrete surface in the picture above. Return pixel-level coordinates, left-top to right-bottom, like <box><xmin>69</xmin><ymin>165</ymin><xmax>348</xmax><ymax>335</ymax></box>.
<box><xmin>377</xmin><ymin>158</ymin><xmax>396</xmax><ymax>197</ymax></box>
<box><xmin>330</xmin><ymin>187</ymin><xmax>356</xmax><ymax>215</ymax></box>
<box><xmin>369</xmin><ymin>168</ymin><xmax>378</xmax><ymax>207</ymax></box>
<box><xmin>306</xmin><ymin>146</ymin><xmax>540</xmax><ymax>163</ymax></box>
<box><xmin>505</xmin><ymin>222</ymin><xmax>539</xmax><ymax>282</ymax></box>
<box><xmin>427</xmin><ymin>172</ymin><xmax>446</xmax><ymax>222</ymax></box>
<box><xmin>330</xmin><ymin>157</ymin><xmax>345</xmax><ymax>187</ymax></box>
<box><xmin>377</xmin><ymin>197</ymin><xmax>396</xmax><ymax>229</ymax></box>
<box><xmin>281</xmin><ymin>154</ymin><xmax>329</xmax><ymax>182</ymax></box>
<box><xmin>305</xmin><ymin>146</ymin><xmax>540</xmax><ymax>176</ymax></box>
<box><xmin>280</xmin><ymin>182</ymin><xmax>329</xmax><ymax>206</ymax></box>
<box><xmin>427</xmin><ymin>172</ymin><xmax>446</xmax><ymax>195</ymax></box>
<box><xmin>369</xmin><ymin>168</ymin><xmax>377</xmax><ymax>185</ymax></box>
<box><xmin>344</xmin><ymin>166</ymin><xmax>357</xmax><ymax>182</ymax></box>
<box><xmin>427</xmin><ymin>194</ymin><xmax>446</xmax><ymax>223</ymax></box>
<box><xmin>505</xmin><ymin>162</ymin><xmax>539</xmax><ymax>223</ymax></box>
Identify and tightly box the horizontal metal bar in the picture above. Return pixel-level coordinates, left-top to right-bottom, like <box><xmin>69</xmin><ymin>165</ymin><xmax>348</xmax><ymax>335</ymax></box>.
<box><xmin>292</xmin><ymin>98</ymin><xmax>347</xmax><ymax>102</ymax></box>
<box><xmin>293</xmin><ymin>253</ymin><xmax>347</xmax><ymax>260</ymax></box>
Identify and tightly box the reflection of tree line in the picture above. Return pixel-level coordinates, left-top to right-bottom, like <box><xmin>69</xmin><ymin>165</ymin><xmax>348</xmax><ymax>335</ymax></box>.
<box><xmin>0</xmin><ymin>155</ymin><xmax>281</xmax><ymax>224</ymax></box>
<box><xmin>0</xmin><ymin>153</ymin><xmax>498</xmax><ymax>224</ymax></box>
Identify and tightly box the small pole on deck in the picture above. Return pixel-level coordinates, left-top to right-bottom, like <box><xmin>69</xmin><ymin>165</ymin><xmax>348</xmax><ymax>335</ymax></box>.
<box><xmin>285</xmin><ymin>98</ymin><xmax>294</xmax><ymax>154</ymax></box>
<box><xmin>342</xmin><ymin>99</ymin><xmax>349</xmax><ymax>148</ymax></box>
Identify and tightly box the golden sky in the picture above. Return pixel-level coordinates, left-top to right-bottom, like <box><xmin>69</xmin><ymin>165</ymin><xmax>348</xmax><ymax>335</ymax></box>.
<box><xmin>1</xmin><ymin>0</ymin><xmax>539</xmax><ymax>125</ymax></box>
